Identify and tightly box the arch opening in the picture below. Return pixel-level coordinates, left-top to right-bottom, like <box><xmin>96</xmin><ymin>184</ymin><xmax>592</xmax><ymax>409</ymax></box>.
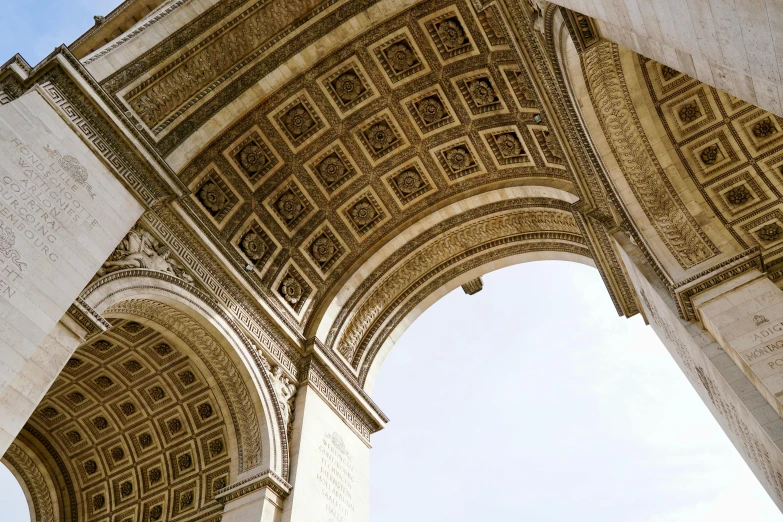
<box><xmin>369</xmin><ymin>262</ymin><xmax>783</xmax><ymax>521</ymax></box>
<box><xmin>0</xmin><ymin>461</ymin><xmax>33</xmax><ymax>522</ymax></box>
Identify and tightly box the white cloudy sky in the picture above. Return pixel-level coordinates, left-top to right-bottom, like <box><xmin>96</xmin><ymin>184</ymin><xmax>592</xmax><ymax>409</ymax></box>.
<box><xmin>369</xmin><ymin>262</ymin><xmax>782</xmax><ymax>521</ymax></box>
<box><xmin>1</xmin><ymin>4</ymin><xmax>781</xmax><ymax>520</ymax></box>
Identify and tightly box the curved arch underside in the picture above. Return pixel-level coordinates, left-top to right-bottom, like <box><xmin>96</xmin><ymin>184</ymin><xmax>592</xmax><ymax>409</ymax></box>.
<box><xmin>6</xmin><ymin>0</ymin><xmax>783</xmax><ymax>516</ymax></box>
<box><xmin>74</xmin><ymin>0</ymin><xmax>783</xmax><ymax>383</ymax></box>
<box><xmin>8</xmin><ymin>313</ymin><xmax>260</xmax><ymax>521</ymax></box>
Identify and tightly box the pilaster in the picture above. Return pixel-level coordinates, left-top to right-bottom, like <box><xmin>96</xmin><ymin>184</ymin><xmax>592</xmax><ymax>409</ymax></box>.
<box><xmin>0</xmin><ymin>87</ymin><xmax>143</xmax><ymax>453</ymax></box>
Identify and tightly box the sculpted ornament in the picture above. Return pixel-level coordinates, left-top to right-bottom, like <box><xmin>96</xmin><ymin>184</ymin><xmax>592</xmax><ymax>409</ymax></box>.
<box><xmin>678</xmin><ymin>102</ymin><xmax>701</xmax><ymax>124</ymax></box>
<box><xmin>397</xmin><ymin>169</ymin><xmax>422</xmax><ymax>194</ymax></box>
<box><xmin>583</xmin><ymin>42</ymin><xmax>716</xmax><ymax>268</ymax></box>
<box><xmin>0</xmin><ymin>222</ymin><xmax>26</xmax><ymax>271</ymax></box>
<box><xmin>495</xmin><ymin>133</ymin><xmax>523</xmax><ymax>157</ymax></box>
<box><xmin>277</xmin><ymin>193</ymin><xmax>303</xmax><ymax>221</ymax></box>
<box><xmin>753</xmin><ymin>118</ymin><xmax>777</xmax><ymax>139</ymax></box>
<box><xmin>311</xmin><ymin>236</ymin><xmax>337</xmax><ymax>264</ymax></box>
<box><xmin>468</xmin><ymin>79</ymin><xmax>496</xmax><ymax>106</ymax></box>
<box><xmin>319</xmin><ymin>155</ymin><xmax>346</xmax><ymax>183</ymax></box>
<box><xmin>757</xmin><ymin>223</ymin><xmax>783</xmax><ymax>242</ymax></box>
<box><xmin>241</xmin><ymin>232</ymin><xmax>267</xmax><ymax>261</ymax></box>
<box><xmin>387</xmin><ymin>42</ymin><xmax>417</xmax><ymax>72</ymax></box>
<box><xmin>284</xmin><ymin>105</ymin><xmax>314</xmax><ymax>136</ymax></box>
<box><xmin>725</xmin><ymin>186</ymin><xmax>752</xmax><ymax>205</ymax></box>
<box><xmin>333</xmin><ymin>72</ymin><xmax>364</xmax><ymax>103</ymax></box>
<box><xmin>198</xmin><ymin>182</ymin><xmax>228</xmax><ymax>213</ymax></box>
<box><xmin>661</xmin><ymin>65</ymin><xmax>680</xmax><ymax>81</ymax></box>
<box><xmin>367</xmin><ymin>122</ymin><xmax>395</xmax><ymax>151</ymax></box>
<box><xmin>445</xmin><ymin>147</ymin><xmax>473</xmax><ymax>172</ymax></box>
<box><xmin>418</xmin><ymin>96</ymin><xmax>444</xmax><ymax>124</ymax></box>
<box><xmin>270</xmin><ymin>365</ymin><xmax>297</xmax><ymax>434</ymax></box>
<box><xmin>700</xmin><ymin>145</ymin><xmax>720</xmax><ymax>165</ymax></box>
<box><xmin>437</xmin><ymin>18</ymin><xmax>466</xmax><ymax>50</ymax></box>
<box><xmin>96</xmin><ymin>226</ymin><xmax>193</xmax><ymax>283</ymax></box>
<box><xmin>44</xmin><ymin>144</ymin><xmax>89</xmax><ymax>186</ymax></box>
<box><xmin>351</xmin><ymin>201</ymin><xmax>377</xmax><ymax>226</ymax></box>
<box><xmin>239</xmin><ymin>144</ymin><xmax>268</xmax><ymax>173</ymax></box>
<box><xmin>280</xmin><ymin>276</ymin><xmax>303</xmax><ymax>305</ymax></box>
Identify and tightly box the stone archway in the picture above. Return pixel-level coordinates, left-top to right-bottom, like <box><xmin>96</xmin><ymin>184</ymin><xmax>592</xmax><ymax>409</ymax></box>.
<box><xmin>1</xmin><ymin>275</ymin><xmax>291</xmax><ymax>521</ymax></box>
<box><xmin>6</xmin><ymin>0</ymin><xmax>783</xmax><ymax>519</ymax></box>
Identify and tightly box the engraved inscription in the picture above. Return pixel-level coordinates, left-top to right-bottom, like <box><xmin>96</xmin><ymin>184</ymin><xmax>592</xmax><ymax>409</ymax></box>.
<box><xmin>317</xmin><ymin>431</ymin><xmax>355</xmax><ymax>522</ymax></box>
<box><xmin>0</xmin><ymin>138</ymin><xmax>101</xmax><ymax>301</ymax></box>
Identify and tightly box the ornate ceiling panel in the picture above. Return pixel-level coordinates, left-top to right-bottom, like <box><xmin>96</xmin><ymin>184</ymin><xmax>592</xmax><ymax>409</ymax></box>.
<box><xmin>162</xmin><ymin>0</ymin><xmax>574</xmax><ymax>333</ymax></box>
<box><xmin>16</xmin><ymin>314</ymin><xmax>257</xmax><ymax>521</ymax></box>
<box><xmin>639</xmin><ymin>55</ymin><xmax>783</xmax><ymax>264</ymax></box>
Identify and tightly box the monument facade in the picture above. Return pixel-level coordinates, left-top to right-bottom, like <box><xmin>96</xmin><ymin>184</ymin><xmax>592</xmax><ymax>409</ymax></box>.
<box><xmin>2</xmin><ymin>0</ymin><xmax>783</xmax><ymax>519</ymax></box>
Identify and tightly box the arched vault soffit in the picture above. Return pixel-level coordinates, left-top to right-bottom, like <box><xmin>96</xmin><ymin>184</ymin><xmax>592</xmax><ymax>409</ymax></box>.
<box><xmin>77</xmin><ymin>272</ymin><xmax>290</xmax><ymax>479</ymax></box>
<box><xmin>312</xmin><ymin>186</ymin><xmax>590</xmax><ymax>388</ymax></box>
<box><xmin>558</xmin><ymin>20</ymin><xmax>783</xmax><ymax>291</ymax></box>
<box><xmin>11</xmin><ymin>308</ymin><xmax>272</xmax><ymax>522</ymax></box>
<box><xmin>90</xmin><ymin>0</ymin><xmax>587</xmax><ymax>334</ymax></box>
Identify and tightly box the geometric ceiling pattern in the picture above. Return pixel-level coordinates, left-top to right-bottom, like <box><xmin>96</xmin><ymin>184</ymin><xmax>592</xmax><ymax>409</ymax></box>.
<box><xmin>154</xmin><ymin>0</ymin><xmax>567</xmax><ymax>331</ymax></box>
<box><xmin>21</xmin><ymin>319</ymin><xmax>231</xmax><ymax>522</ymax></box>
<box><xmin>641</xmin><ymin>57</ymin><xmax>783</xmax><ymax>260</ymax></box>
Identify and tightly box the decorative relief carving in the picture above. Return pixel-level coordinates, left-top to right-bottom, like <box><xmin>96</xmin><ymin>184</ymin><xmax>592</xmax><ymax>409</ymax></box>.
<box><xmin>480</xmin><ymin>127</ymin><xmax>533</xmax><ymax>168</ymax></box>
<box><xmin>678</xmin><ymin>102</ymin><xmax>701</xmax><ymax>124</ymax></box>
<box><xmin>40</xmin><ymin>81</ymin><xmax>166</xmax><ymax>206</ymax></box>
<box><xmin>370</xmin><ymin>27</ymin><xmax>430</xmax><ymax>86</ymax></box>
<box><xmin>123</xmin><ymin>0</ymin><xmax>331</xmax><ymax>134</ymax></box>
<box><xmin>273</xmin><ymin>261</ymin><xmax>314</xmax><ymax>315</ymax></box>
<box><xmin>476</xmin><ymin>5</ymin><xmax>509</xmax><ymax>49</ymax></box>
<box><xmin>301</xmin><ymin>222</ymin><xmax>348</xmax><ymax>278</ymax></box>
<box><xmin>233</xmin><ymin>217</ymin><xmax>278</xmax><ymax>274</ymax></box>
<box><xmin>336</xmin><ymin>209</ymin><xmax>582</xmax><ymax>362</ymax></box>
<box><xmin>461</xmin><ymin>277</ymin><xmax>484</xmax><ymax>295</ymax></box>
<box><xmin>354</xmin><ymin>109</ymin><xmax>408</xmax><ymax>165</ymax></box>
<box><xmin>583</xmin><ymin>41</ymin><xmax>717</xmax><ymax>268</ymax></box>
<box><xmin>97</xmin><ymin>226</ymin><xmax>193</xmax><ymax>283</ymax></box>
<box><xmin>402</xmin><ymin>85</ymin><xmax>459</xmax><ymax>137</ymax></box>
<box><xmin>500</xmin><ymin>65</ymin><xmax>539</xmax><ymax>111</ymax></box>
<box><xmin>420</xmin><ymin>6</ymin><xmax>478</xmax><ymax>64</ymax></box>
<box><xmin>381</xmin><ymin>158</ymin><xmax>436</xmax><ymax>208</ymax></box>
<box><xmin>566</xmin><ymin>10</ymin><xmax>599</xmax><ymax>49</ymax></box>
<box><xmin>189</xmin><ymin>165</ymin><xmax>242</xmax><ymax>228</ymax></box>
<box><xmin>318</xmin><ymin>56</ymin><xmax>378</xmax><ymax>117</ymax></box>
<box><xmin>4</xmin><ymin>444</ymin><xmax>55</xmax><ymax>522</ymax></box>
<box><xmin>269</xmin><ymin>90</ymin><xmax>329</xmax><ymax>152</ymax></box>
<box><xmin>453</xmin><ymin>70</ymin><xmax>507</xmax><ymax>117</ymax></box>
<box><xmin>339</xmin><ymin>188</ymin><xmax>390</xmax><ymax>241</ymax></box>
<box><xmin>24</xmin><ymin>315</ymin><xmax>243</xmax><ymax>520</ymax></box>
<box><xmin>661</xmin><ymin>66</ymin><xmax>680</xmax><ymax>81</ymax></box>
<box><xmin>304</xmin><ymin>141</ymin><xmax>360</xmax><ymax>198</ymax></box>
<box><xmin>304</xmin><ymin>358</ymin><xmax>378</xmax><ymax>443</ymax></box>
<box><xmin>104</xmin><ymin>301</ymin><xmax>263</xmax><ymax>471</ymax></box>
<box><xmin>139</xmin><ymin>210</ymin><xmax>300</xmax><ymax>379</ymax></box>
<box><xmin>431</xmin><ymin>137</ymin><xmax>486</xmax><ymax>183</ymax></box>
<box><xmin>264</xmin><ymin>176</ymin><xmax>316</xmax><ymax>237</ymax></box>
<box><xmin>223</xmin><ymin>126</ymin><xmax>282</xmax><ymax>189</ymax></box>
<box><xmin>269</xmin><ymin>365</ymin><xmax>297</xmax><ymax>437</ymax></box>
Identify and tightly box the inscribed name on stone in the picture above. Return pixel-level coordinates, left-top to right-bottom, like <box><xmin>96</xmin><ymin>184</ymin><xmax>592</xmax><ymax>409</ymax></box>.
<box><xmin>0</xmin><ymin>89</ymin><xmax>143</xmax><ymax>381</ymax></box>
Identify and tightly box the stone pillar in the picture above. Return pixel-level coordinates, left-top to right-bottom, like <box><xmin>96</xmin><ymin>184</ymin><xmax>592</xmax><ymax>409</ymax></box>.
<box><xmin>0</xmin><ymin>87</ymin><xmax>144</xmax><ymax>453</ymax></box>
<box><xmin>282</xmin><ymin>383</ymin><xmax>372</xmax><ymax>522</ymax></box>
<box><xmin>616</xmin><ymin>245</ymin><xmax>783</xmax><ymax>510</ymax></box>
<box><xmin>691</xmin><ymin>269</ymin><xmax>783</xmax><ymax>421</ymax></box>
<box><xmin>219</xmin><ymin>478</ymin><xmax>286</xmax><ymax>522</ymax></box>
